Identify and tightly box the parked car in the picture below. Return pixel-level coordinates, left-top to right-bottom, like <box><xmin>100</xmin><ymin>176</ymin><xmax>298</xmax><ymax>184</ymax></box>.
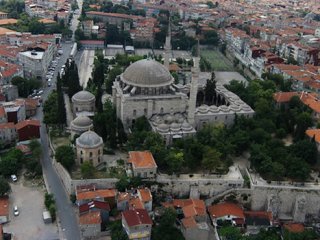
<box><xmin>11</xmin><ymin>174</ymin><xmax>17</xmax><ymax>182</ymax></box>
<box><xmin>13</xmin><ymin>206</ymin><xmax>19</xmax><ymax>216</ymax></box>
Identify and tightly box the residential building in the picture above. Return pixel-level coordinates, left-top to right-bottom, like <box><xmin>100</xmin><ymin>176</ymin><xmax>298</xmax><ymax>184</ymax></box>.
<box><xmin>128</xmin><ymin>151</ymin><xmax>157</xmax><ymax>178</ymax></box>
<box><xmin>79</xmin><ymin>40</ymin><xmax>104</xmax><ymax>50</ymax></box>
<box><xmin>137</xmin><ymin>188</ymin><xmax>152</xmax><ymax>212</ymax></box>
<box><xmin>79</xmin><ymin>211</ymin><xmax>102</xmax><ymax>239</ymax></box>
<box><xmin>0</xmin><ymin>107</ymin><xmax>7</xmax><ymax>123</ymax></box>
<box><xmin>86</xmin><ymin>11</ymin><xmax>140</xmax><ymax>26</ymax></box>
<box><xmin>82</xmin><ymin>20</ymin><xmax>93</xmax><ymax>37</ymax></box>
<box><xmin>18</xmin><ymin>43</ymin><xmax>56</xmax><ymax>81</ymax></box>
<box><xmin>207</xmin><ymin>202</ymin><xmax>245</xmax><ymax>227</ymax></box>
<box><xmin>0</xmin><ymin>12</ymin><xmax>8</xmax><ymax>20</ymax></box>
<box><xmin>122</xmin><ymin>209</ymin><xmax>152</xmax><ymax>240</ymax></box>
<box><xmin>76</xmin><ymin>187</ymin><xmax>117</xmax><ymax>205</ymax></box>
<box><xmin>2</xmin><ymin>101</ymin><xmax>26</xmax><ymax>123</ymax></box>
<box><xmin>0</xmin><ymin>122</ymin><xmax>16</xmax><ymax>145</ymax></box>
<box><xmin>0</xmin><ymin>85</ymin><xmax>19</xmax><ymax>101</ymax></box>
<box><xmin>15</xmin><ymin>119</ymin><xmax>40</xmax><ymax>141</ymax></box>
<box><xmin>0</xmin><ymin>61</ymin><xmax>23</xmax><ymax>85</ymax></box>
<box><xmin>79</xmin><ymin>200</ymin><xmax>110</xmax><ymax>225</ymax></box>
<box><xmin>0</xmin><ymin>198</ymin><xmax>9</xmax><ymax>224</ymax></box>
<box><xmin>245</xmin><ymin>211</ymin><xmax>273</xmax><ymax>235</ymax></box>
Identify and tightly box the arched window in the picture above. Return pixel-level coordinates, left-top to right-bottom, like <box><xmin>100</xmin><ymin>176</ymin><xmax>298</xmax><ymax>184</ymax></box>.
<box><xmin>160</xmin><ymin>107</ymin><xmax>164</xmax><ymax>114</ymax></box>
<box><xmin>133</xmin><ymin>109</ymin><xmax>136</xmax><ymax>117</ymax></box>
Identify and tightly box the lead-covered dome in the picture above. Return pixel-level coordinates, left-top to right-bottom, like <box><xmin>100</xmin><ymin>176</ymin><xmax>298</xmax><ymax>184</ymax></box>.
<box><xmin>121</xmin><ymin>59</ymin><xmax>174</xmax><ymax>87</ymax></box>
<box><xmin>76</xmin><ymin>130</ymin><xmax>103</xmax><ymax>148</ymax></box>
<box><xmin>72</xmin><ymin>90</ymin><xmax>95</xmax><ymax>103</ymax></box>
<box><xmin>71</xmin><ymin>116</ymin><xmax>93</xmax><ymax>128</ymax></box>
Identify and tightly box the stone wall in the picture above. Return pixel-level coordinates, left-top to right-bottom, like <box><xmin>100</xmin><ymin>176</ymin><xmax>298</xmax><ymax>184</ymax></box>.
<box><xmin>157</xmin><ymin>174</ymin><xmax>244</xmax><ymax>198</ymax></box>
<box><xmin>250</xmin><ymin>185</ymin><xmax>320</xmax><ymax>220</ymax></box>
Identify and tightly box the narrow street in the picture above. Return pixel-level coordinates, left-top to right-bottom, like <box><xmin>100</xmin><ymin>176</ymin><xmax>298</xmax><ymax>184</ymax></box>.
<box><xmin>33</xmin><ymin>2</ymin><xmax>83</xmax><ymax>238</ymax></box>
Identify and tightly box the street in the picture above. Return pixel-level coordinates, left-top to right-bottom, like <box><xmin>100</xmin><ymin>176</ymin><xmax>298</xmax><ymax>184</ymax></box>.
<box><xmin>37</xmin><ymin>40</ymin><xmax>81</xmax><ymax>240</ymax></box>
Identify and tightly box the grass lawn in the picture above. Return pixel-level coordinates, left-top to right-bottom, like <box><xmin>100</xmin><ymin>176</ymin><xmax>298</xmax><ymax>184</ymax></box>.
<box><xmin>201</xmin><ymin>50</ymin><xmax>234</xmax><ymax>71</ymax></box>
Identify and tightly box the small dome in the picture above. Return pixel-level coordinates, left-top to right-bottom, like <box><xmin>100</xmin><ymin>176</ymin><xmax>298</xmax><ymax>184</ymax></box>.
<box><xmin>198</xmin><ymin>105</ymin><xmax>209</xmax><ymax>114</ymax></box>
<box><xmin>72</xmin><ymin>90</ymin><xmax>95</xmax><ymax>102</ymax></box>
<box><xmin>209</xmin><ymin>105</ymin><xmax>219</xmax><ymax>113</ymax></box>
<box><xmin>71</xmin><ymin>116</ymin><xmax>93</xmax><ymax>128</ymax></box>
<box><xmin>76</xmin><ymin>130</ymin><xmax>103</xmax><ymax>148</ymax></box>
<box><xmin>121</xmin><ymin>59</ymin><xmax>174</xmax><ymax>87</ymax></box>
<box><xmin>165</xmin><ymin>115</ymin><xmax>174</xmax><ymax>124</ymax></box>
<box><xmin>230</xmin><ymin>105</ymin><xmax>241</xmax><ymax>112</ymax></box>
<box><xmin>219</xmin><ymin>105</ymin><xmax>229</xmax><ymax>112</ymax></box>
<box><xmin>181</xmin><ymin>121</ymin><xmax>193</xmax><ymax>131</ymax></box>
<box><xmin>170</xmin><ymin>122</ymin><xmax>180</xmax><ymax>131</ymax></box>
<box><xmin>157</xmin><ymin>123</ymin><xmax>169</xmax><ymax>133</ymax></box>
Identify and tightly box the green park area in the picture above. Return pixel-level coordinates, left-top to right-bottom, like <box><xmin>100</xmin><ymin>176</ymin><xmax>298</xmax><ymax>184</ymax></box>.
<box><xmin>201</xmin><ymin>50</ymin><xmax>234</xmax><ymax>71</ymax></box>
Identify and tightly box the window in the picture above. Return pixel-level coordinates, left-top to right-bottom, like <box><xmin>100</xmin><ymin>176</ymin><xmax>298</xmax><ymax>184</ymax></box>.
<box><xmin>80</xmin><ymin>158</ymin><xmax>83</xmax><ymax>164</ymax></box>
<box><xmin>90</xmin><ymin>152</ymin><xmax>93</xmax><ymax>157</ymax></box>
<box><xmin>160</xmin><ymin>107</ymin><xmax>164</xmax><ymax>114</ymax></box>
<box><xmin>133</xmin><ymin>109</ymin><xmax>136</xmax><ymax>117</ymax></box>
<box><xmin>144</xmin><ymin>108</ymin><xmax>147</xmax><ymax>115</ymax></box>
<box><xmin>80</xmin><ymin>150</ymin><xmax>83</xmax><ymax>155</ymax></box>
<box><xmin>98</xmin><ymin>149</ymin><xmax>100</xmax><ymax>154</ymax></box>
<box><xmin>98</xmin><ymin>157</ymin><xmax>100</xmax><ymax>163</ymax></box>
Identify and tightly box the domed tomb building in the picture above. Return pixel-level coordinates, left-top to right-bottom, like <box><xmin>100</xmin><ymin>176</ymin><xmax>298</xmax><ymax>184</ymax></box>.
<box><xmin>76</xmin><ymin>130</ymin><xmax>103</xmax><ymax>166</ymax></box>
<box><xmin>70</xmin><ymin>115</ymin><xmax>93</xmax><ymax>138</ymax></box>
<box><xmin>72</xmin><ymin>90</ymin><xmax>95</xmax><ymax>117</ymax></box>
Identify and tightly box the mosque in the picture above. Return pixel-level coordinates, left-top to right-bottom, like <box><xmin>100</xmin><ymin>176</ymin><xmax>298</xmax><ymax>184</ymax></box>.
<box><xmin>111</xmin><ymin>33</ymin><xmax>254</xmax><ymax>145</ymax></box>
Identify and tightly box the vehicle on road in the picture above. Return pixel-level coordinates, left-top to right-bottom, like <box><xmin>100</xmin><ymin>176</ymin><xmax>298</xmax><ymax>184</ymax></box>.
<box><xmin>11</xmin><ymin>174</ymin><xmax>17</xmax><ymax>182</ymax></box>
<box><xmin>14</xmin><ymin>206</ymin><xmax>19</xmax><ymax>216</ymax></box>
<box><xmin>37</xmin><ymin>90</ymin><xmax>44</xmax><ymax>95</ymax></box>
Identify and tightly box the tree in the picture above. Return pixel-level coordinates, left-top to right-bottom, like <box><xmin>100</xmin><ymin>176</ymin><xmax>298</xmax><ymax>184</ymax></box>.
<box><xmin>105</xmin><ymin>65</ymin><xmax>122</xmax><ymax>93</ymax></box>
<box><xmin>55</xmin><ymin>145</ymin><xmax>75</xmax><ymax>171</ymax></box>
<box><xmin>11</xmin><ymin>76</ymin><xmax>41</xmax><ymax>98</ymax></box>
<box><xmin>0</xmin><ymin>149</ymin><xmax>23</xmax><ymax>177</ymax></box>
<box><xmin>56</xmin><ymin>73</ymin><xmax>66</xmax><ymax>125</ymax></box>
<box><xmin>0</xmin><ymin>177</ymin><xmax>10</xmax><ymax>196</ymax></box>
<box><xmin>290</xmin><ymin>140</ymin><xmax>318</xmax><ymax>165</ymax></box>
<box><xmin>204</xmin><ymin>72</ymin><xmax>216</xmax><ymax>104</ymax></box>
<box><xmin>29</xmin><ymin>139</ymin><xmax>42</xmax><ymax>159</ymax></box>
<box><xmin>152</xmin><ymin>208</ymin><xmax>184</xmax><ymax>240</ymax></box>
<box><xmin>202</xmin><ymin>147</ymin><xmax>222</xmax><ymax>173</ymax></box>
<box><xmin>219</xmin><ymin>226</ymin><xmax>242</xmax><ymax>240</ymax></box>
<box><xmin>166</xmin><ymin>150</ymin><xmax>184</xmax><ymax>174</ymax></box>
<box><xmin>110</xmin><ymin>220</ymin><xmax>128</xmax><ymax>240</ymax></box>
<box><xmin>43</xmin><ymin>91</ymin><xmax>59</xmax><ymax>124</ymax></box>
<box><xmin>81</xmin><ymin>162</ymin><xmax>96</xmax><ymax>179</ymax></box>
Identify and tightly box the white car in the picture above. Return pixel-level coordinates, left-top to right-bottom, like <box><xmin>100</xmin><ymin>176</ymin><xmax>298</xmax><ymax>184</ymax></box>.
<box><xmin>11</xmin><ymin>174</ymin><xmax>17</xmax><ymax>182</ymax></box>
<box><xmin>13</xmin><ymin>206</ymin><xmax>19</xmax><ymax>216</ymax></box>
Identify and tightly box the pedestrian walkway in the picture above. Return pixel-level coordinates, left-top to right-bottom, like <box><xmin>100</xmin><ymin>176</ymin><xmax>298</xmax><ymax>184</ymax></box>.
<box><xmin>64</xmin><ymin>93</ymin><xmax>73</xmax><ymax>127</ymax></box>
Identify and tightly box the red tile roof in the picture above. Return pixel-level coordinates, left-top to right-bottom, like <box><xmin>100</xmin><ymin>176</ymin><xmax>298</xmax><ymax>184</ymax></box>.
<box><xmin>208</xmin><ymin>203</ymin><xmax>245</xmax><ymax>219</ymax></box>
<box><xmin>182</xmin><ymin>199</ymin><xmax>206</xmax><ymax>218</ymax></box>
<box><xmin>79</xmin><ymin>211</ymin><xmax>101</xmax><ymax>225</ymax></box>
<box><xmin>79</xmin><ymin>200</ymin><xmax>110</xmax><ymax>214</ymax></box>
<box><xmin>273</xmin><ymin>92</ymin><xmax>299</xmax><ymax>103</ymax></box>
<box><xmin>76</xmin><ymin>189</ymin><xmax>117</xmax><ymax>201</ymax></box>
<box><xmin>284</xmin><ymin>223</ymin><xmax>305</xmax><ymax>233</ymax></box>
<box><xmin>0</xmin><ymin>122</ymin><xmax>15</xmax><ymax>129</ymax></box>
<box><xmin>0</xmin><ymin>107</ymin><xmax>5</xmax><ymax>118</ymax></box>
<box><xmin>15</xmin><ymin>119</ymin><xmax>40</xmax><ymax>130</ymax></box>
<box><xmin>128</xmin><ymin>151</ymin><xmax>157</xmax><ymax>169</ymax></box>
<box><xmin>181</xmin><ymin>217</ymin><xmax>197</xmax><ymax>228</ymax></box>
<box><xmin>0</xmin><ymin>197</ymin><xmax>9</xmax><ymax>217</ymax></box>
<box><xmin>306</xmin><ymin>129</ymin><xmax>320</xmax><ymax>143</ymax></box>
<box><xmin>122</xmin><ymin>209</ymin><xmax>152</xmax><ymax>227</ymax></box>
<box><xmin>137</xmin><ymin>188</ymin><xmax>152</xmax><ymax>202</ymax></box>
<box><xmin>129</xmin><ymin>197</ymin><xmax>145</xmax><ymax>210</ymax></box>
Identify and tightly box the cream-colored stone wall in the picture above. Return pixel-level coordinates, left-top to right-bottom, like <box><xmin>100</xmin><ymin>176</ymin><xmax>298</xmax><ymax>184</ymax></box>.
<box><xmin>76</xmin><ymin>145</ymin><xmax>103</xmax><ymax>167</ymax></box>
<box><xmin>72</xmin><ymin>100</ymin><xmax>95</xmax><ymax>114</ymax></box>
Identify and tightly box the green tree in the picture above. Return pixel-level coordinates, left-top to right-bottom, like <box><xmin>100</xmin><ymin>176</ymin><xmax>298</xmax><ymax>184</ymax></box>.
<box><xmin>166</xmin><ymin>150</ymin><xmax>184</xmax><ymax>174</ymax></box>
<box><xmin>105</xmin><ymin>65</ymin><xmax>122</xmax><ymax>93</ymax></box>
<box><xmin>0</xmin><ymin>176</ymin><xmax>10</xmax><ymax>196</ymax></box>
<box><xmin>0</xmin><ymin>149</ymin><xmax>23</xmax><ymax>177</ymax></box>
<box><xmin>43</xmin><ymin>91</ymin><xmax>59</xmax><ymax>124</ymax></box>
<box><xmin>55</xmin><ymin>145</ymin><xmax>75</xmax><ymax>171</ymax></box>
<box><xmin>110</xmin><ymin>220</ymin><xmax>128</xmax><ymax>240</ymax></box>
<box><xmin>81</xmin><ymin>162</ymin><xmax>96</xmax><ymax>179</ymax></box>
<box><xmin>202</xmin><ymin>147</ymin><xmax>222</xmax><ymax>173</ymax></box>
<box><xmin>11</xmin><ymin>76</ymin><xmax>41</xmax><ymax>98</ymax></box>
<box><xmin>152</xmin><ymin>208</ymin><xmax>184</xmax><ymax>240</ymax></box>
<box><xmin>56</xmin><ymin>73</ymin><xmax>66</xmax><ymax>125</ymax></box>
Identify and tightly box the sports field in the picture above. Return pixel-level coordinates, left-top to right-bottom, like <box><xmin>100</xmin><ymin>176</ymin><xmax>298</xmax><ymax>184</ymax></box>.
<box><xmin>201</xmin><ymin>50</ymin><xmax>234</xmax><ymax>71</ymax></box>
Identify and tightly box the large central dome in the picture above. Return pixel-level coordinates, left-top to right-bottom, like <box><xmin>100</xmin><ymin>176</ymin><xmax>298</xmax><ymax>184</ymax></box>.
<box><xmin>121</xmin><ymin>59</ymin><xmax>174</xmax><ymax>87</ymax></box>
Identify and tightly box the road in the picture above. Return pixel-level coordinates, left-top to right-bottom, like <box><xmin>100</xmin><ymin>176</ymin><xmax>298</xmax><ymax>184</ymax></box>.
<box><xmin>36</xmin><ymin>45</ymin><xmax>81</xmax><ymax>240</ymax></box>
